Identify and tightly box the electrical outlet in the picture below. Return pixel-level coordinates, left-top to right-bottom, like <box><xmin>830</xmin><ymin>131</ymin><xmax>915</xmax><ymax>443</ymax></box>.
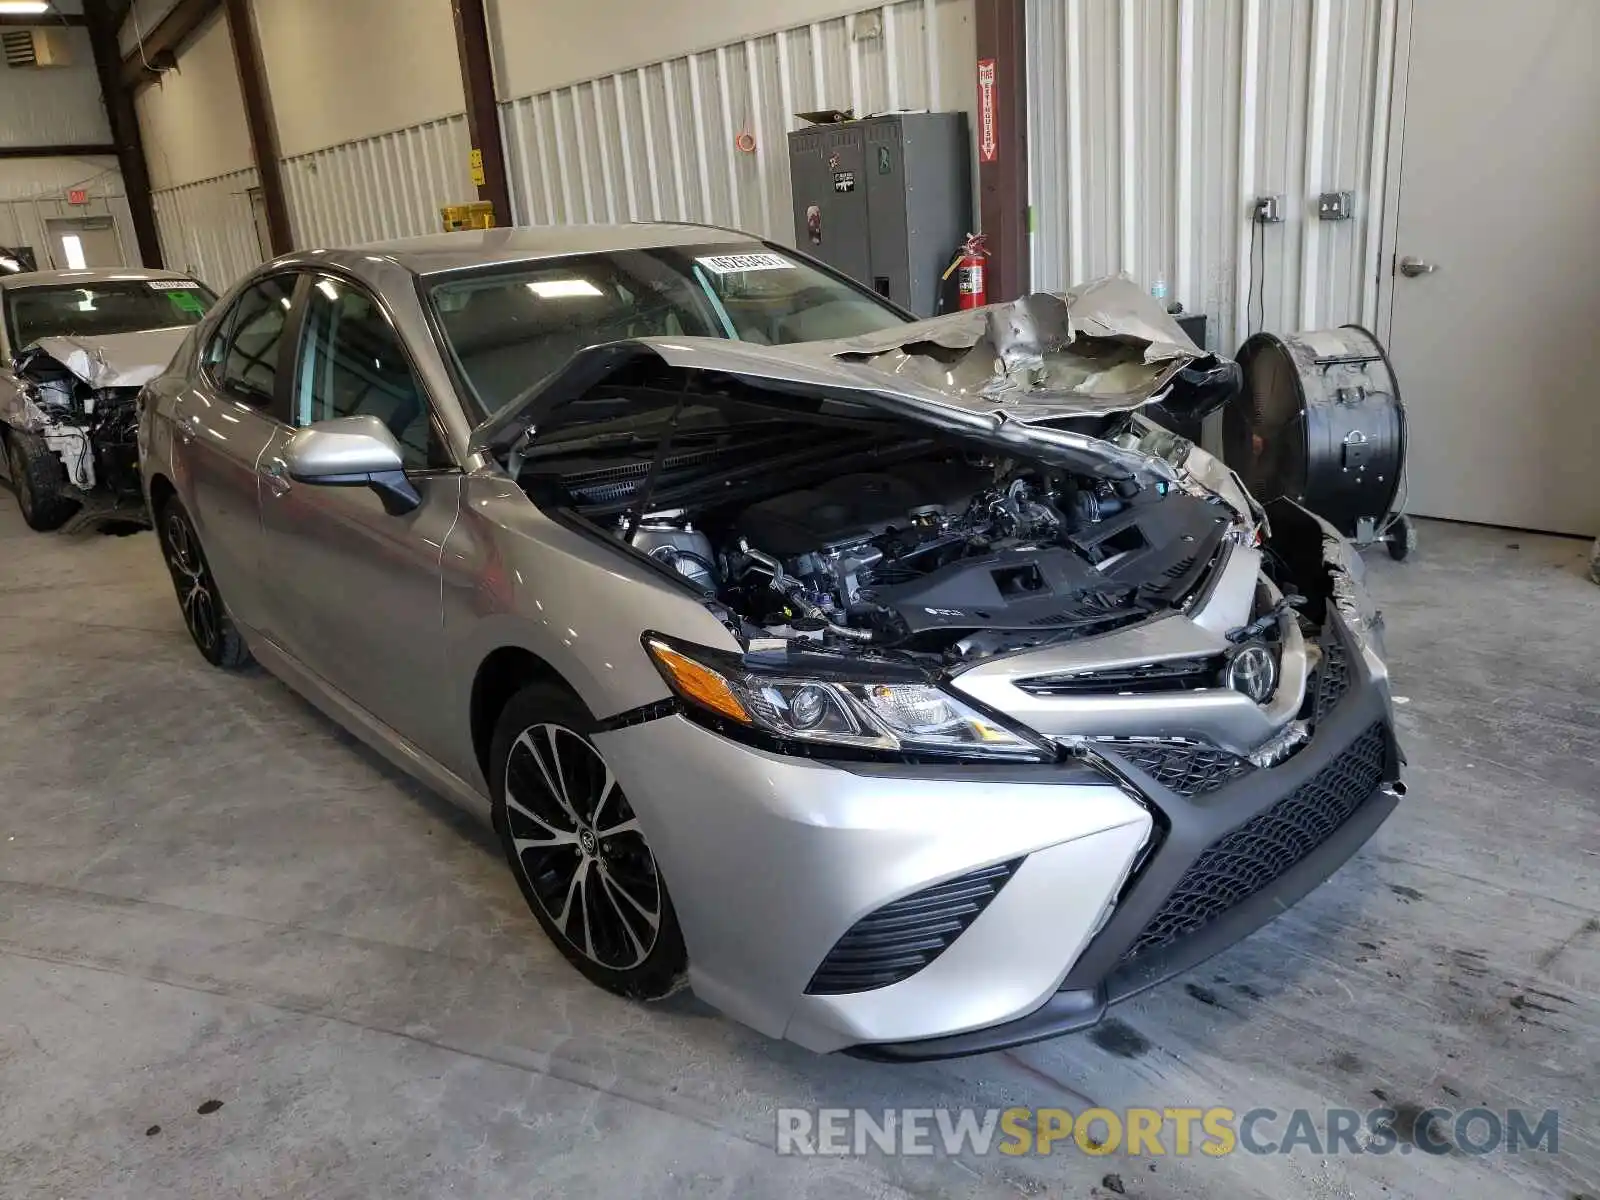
<box><xmin>1318</xmin><ymin>191</ymin><xmax>1355</xmax><ymax>220</ymax></box>
<box><xmin>1253</xmin><ymin>195</ymin><xmax>1285</xmax><ymax>224</ymax></box>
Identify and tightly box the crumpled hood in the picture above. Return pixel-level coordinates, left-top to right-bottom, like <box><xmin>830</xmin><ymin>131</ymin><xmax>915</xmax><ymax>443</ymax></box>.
<box><xmin>20</xmin><ymin>326</ymin><xmax>190</xmax><ymax>389</ymax></box>
<box><xmin>472</xmin><ymin>276</ymin><xmax>1211</xmax><ymax>481</ymax></box>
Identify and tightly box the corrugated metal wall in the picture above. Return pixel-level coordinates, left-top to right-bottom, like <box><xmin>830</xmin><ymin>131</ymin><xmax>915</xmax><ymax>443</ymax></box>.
<box><xmin>1</xmin><ymin>159</ymin><xmax>135</xmax><ymax>270</ymax></box>
<box><xmin>0</xmin><ymin>28</ymin><xmax>113</xmax><ymax>148</ymax></box>
<box><xmin>150</xmin><ymin>168</ymin><xmax>261</xmax><ymax>289</ymax></box>
<box><xmin>149</xmin><ymin>115</ymin><xmax>477</xmax><ymax>289</ymax></box>
<box><xmin>281</xmin><ymin>115</ymin><xmax>476</xmax><ymax>245</ymax></box>
<box><xmin>499</xmin><ymin>0</ymin><xmax>971</xmax><ymax>243</ymax></box>
<box><xmin>1026</xmin><ymin>0</ymin><xmax>1398</xmax><ymax>353</ymax></box>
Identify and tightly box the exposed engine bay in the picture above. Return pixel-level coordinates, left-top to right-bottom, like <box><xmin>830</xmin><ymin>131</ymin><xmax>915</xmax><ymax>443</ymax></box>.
<box><xmin>7</xmin><ymin>346</ymin><xmax>143</xmax><ymax>502</ymax></box>
<box><xmin>627</xmin><ymin>456</ymin><xmax>1231</xmax><ymax>661</ymax></box>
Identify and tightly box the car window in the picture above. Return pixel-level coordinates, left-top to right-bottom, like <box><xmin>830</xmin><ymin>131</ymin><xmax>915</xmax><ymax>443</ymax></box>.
<box><xmin>3</xmin><ymin>279</ymin><xmax>214</xmax><ymax>347</ymax></box>
<box><xmin>209</xmin><ymin>275</ymin><xmax>296</xmax><ymax>408</ymax></box>
<box><xmin>293</xmin><ymin>276</ymin><xmax>440</xmax><ymax>470</ymax></box>
<box><xmin>426</xmin><ymin>242</ymin><xmax>909</xmax><ymax>418</ymax></box>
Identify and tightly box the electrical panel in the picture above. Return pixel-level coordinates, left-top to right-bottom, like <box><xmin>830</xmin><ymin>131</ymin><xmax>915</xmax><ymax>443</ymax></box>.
<box><xmin>787</xmin><ymin>113</ymin><xmax>971</xmax><ymax>317</ymax></box>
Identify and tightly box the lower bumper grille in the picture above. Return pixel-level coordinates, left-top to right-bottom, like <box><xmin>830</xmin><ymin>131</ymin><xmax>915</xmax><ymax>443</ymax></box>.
<box><xmin>1120</xmin><ymin>721</ymin><xmax>1388</xmax><ymax>962</ymax></box>
<box><xmin>806</xmin><ymin>859</ymin><xmax>1022</xmax><ymax>995</ymax></box>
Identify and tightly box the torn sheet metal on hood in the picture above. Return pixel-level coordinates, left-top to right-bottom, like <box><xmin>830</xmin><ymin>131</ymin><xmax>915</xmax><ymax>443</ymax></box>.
<box><xmin>830</xmin><ymin>275</ymin><xmax>1205</xmax><ymax>418</ymax></box>
<box><xmin>18</xmin><ymin>327</ymin><xmax>189</xmax><ymax>390</ymax></box>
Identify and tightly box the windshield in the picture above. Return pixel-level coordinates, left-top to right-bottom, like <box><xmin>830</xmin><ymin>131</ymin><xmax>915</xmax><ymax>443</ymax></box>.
<box><xmin>5</xmin><ymin>280</ymin><xmax>215</xmax><ymax>348</ymax></box>
<box><xmin>426</xmin><ymin>242</ymin><xmax>908</xmax><ymax>418</ymax></box>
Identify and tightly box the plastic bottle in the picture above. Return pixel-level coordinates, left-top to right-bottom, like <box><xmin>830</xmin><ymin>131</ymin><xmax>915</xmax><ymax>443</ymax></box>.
<box><xmin>1150</xmin><ymin>274</ymin><xmax>1169</xmax><ymax>303</ymax></box>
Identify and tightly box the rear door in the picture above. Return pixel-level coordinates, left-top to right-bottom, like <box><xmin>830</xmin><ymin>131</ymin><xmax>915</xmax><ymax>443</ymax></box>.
<box><xmin>256</xmin><ymin>272</ymin><xmax>461</xmax><ymax>761</ymax></box>
<box><xmin>172</xmin><ymin>272</ymin><xmax>300</xmax><ymax>628</ymax></box>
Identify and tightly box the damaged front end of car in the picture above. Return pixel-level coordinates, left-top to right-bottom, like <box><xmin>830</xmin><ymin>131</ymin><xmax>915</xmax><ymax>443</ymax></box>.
<box><xmin>3</xmin><ymin>329</ymin><xmax>187</xmax><ymax>529</ymax></box>
<box><xmin>477</xmin><ymin>278</ymin><xmax>1393</xmax><ymax>774</ymax></box>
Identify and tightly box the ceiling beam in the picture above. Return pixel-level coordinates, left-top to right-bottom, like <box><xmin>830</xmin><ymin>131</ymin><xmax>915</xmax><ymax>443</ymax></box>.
<box><xmin>0</xmin><ymin>13</ymin><xmax>87</xmax><ymax>26</ymax></box>
<box><xmin>0</xmin><ymin>143</ymin><xmax>118</xmax><ymax>159</ymax></box>
<box><xmin>119</xmin><ymin>0</ymin><xmax>220</xmax><ymax>91</ymax></box>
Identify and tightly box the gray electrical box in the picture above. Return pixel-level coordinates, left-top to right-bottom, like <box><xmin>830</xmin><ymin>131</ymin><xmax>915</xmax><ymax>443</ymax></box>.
<box><xmin>787</xmin><ymin>113</ymin><xmax>971</xmax><ymax>317</ymax></box>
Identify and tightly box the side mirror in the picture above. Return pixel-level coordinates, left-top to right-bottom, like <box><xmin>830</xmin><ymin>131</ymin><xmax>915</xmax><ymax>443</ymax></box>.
<box><xmin>281</xmin><ymin>414</ymin><xmax>420</xmax><ymax>515</ymax></box>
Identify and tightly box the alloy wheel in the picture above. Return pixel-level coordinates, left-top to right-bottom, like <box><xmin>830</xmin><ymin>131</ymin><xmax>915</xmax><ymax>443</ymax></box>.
<box><xmin>503</xmin><ymin>723</ymin><xmax>662</xmax><ymax>970</ymax></box>
<box><xmin>163</xmin><ymin>510</ymin><xmax>219</xmax><ymax>655</ymax></box>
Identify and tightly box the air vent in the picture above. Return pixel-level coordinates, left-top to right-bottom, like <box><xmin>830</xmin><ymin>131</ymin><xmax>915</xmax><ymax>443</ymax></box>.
<box><xmin>2</xmin><ymin>27</ymin><xmax>71</xmax><ymax>68</ymax></box>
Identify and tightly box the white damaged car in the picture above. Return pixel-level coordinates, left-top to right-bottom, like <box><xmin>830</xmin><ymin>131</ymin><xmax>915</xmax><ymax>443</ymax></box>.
<box><xmin>0</xmin><ymin>268</ymin><xmax>214</xmax><ymax>530</ymax></box>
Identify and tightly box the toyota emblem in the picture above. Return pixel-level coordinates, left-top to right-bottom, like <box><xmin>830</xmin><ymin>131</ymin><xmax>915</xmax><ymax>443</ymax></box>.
<box><xmin>1226</xmin><ymin>644</ymin><xmax>1278</xmax><ymax>704</ymax></box>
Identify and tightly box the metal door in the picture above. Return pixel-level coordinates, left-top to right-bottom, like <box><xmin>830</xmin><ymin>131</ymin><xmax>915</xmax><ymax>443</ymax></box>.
<box><xmin>256</xmin><ymin>274</ymin><xmax>461</xmax><ymax>762</ymax></box>
<box><xmin>174</xmin><ymin>273</ymin><xmax>299</xmax><ymax>627</ymax></box>
<box><xmin>1383</xmin><ymin>0</ymin><xmax>1600</xmax><ymax>534</ymax></box>
<box><xmin>44</xmin><ymin>217</ymin><xmax>124</xmax><ymax>269</ymax></box>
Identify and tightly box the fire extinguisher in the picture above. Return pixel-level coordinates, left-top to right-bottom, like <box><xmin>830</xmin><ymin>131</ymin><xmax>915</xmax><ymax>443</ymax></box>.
<box><xmin>941</xmin><ymin>233</ymin><xmax>989</xmax><ymax>311</ymax></box>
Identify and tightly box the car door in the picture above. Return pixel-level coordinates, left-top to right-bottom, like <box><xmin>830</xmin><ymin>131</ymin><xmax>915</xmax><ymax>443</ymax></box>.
<box><xmin>171</xmin><ymin>272</ymin><xmax>299</xmax><ymax>629</ymax></box>
<box><xmin>256</xmin><ymin>272</ymin><xmax>462</xmax><ymax>762</ymax></box>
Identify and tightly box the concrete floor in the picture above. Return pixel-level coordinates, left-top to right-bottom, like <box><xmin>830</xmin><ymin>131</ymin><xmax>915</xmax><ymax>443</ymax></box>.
<box><xmin>0</xmin><ymin>493</ymin><xmax>1595</xmax><ymax>1200</ymax></box>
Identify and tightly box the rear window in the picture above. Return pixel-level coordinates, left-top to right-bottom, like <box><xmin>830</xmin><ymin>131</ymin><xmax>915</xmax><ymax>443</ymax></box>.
<box><xmin>425</xmin><ymin>242</ymin><xmax>907</xmax><ymax>419</ymax></box>
<box><xmin>5</xmin><ymin>279</ymin><xmax>216</xmax><ymax>347</ymax></box>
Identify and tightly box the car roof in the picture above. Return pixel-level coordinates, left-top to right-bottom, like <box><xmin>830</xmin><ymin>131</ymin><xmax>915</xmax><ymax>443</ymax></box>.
<box><xmin>0</xmin><ymin>267</ymin><xmax>200</xmax><ymax>291</ymax></box>
<box><xmin>334</xmin><ymin>222</ymin><xmax>762</xmax><ymax>277</ymax></box>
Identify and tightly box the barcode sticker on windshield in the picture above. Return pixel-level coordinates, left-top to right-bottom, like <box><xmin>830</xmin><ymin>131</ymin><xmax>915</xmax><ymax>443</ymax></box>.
<box><xmin>695</xmin><ymin>253</ymin><xmax>794</xmax><ymax>275</ymax></box>
<box><xmin>147</xmin><ymin>280</ymin><xmax>201</xmax><ymax>290</ymax></box>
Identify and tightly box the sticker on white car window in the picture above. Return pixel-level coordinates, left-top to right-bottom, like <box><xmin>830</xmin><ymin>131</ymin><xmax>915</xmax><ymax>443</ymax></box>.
<box><xmin>147</xmin><ymin>280</ymin><xmax>202</xmax><ymax>290</ymax></box>
<box><xmin>695</xmin><ymin>253</ymin><xmax>794</xmax><ymax>275</ymax></box>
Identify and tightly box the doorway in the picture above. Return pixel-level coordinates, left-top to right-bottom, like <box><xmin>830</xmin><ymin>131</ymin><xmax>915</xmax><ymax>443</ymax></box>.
<box><xmin>44</xmin><ymin>217</ymin><xmax>126</xmax><ymax>271</ymax></box>
<box><xmin>1382</xmin><ymin>0</ymin><xmax>1600</xmax><ymax>535</ymax></box>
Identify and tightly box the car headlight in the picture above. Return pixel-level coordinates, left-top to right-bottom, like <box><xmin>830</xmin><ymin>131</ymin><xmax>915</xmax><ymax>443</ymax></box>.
<box><xmin>643</xmin><ymin>634</ymin><xmax>1055</xmax><ymax>762</ymax></box>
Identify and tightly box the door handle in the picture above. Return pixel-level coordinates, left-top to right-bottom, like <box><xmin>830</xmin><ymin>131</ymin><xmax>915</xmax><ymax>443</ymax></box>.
<box><xmin>177</xmin><ymin>416</ymin><xmax>197</xmax><ymax>443</ymax></box>
<box><xmin>263</xmin><ymin>457</ymin><xmax>291</xmax><ymax>497</ymax></box>
<box><xmin>1397</xmin><ymin>255</ymin><xmax>1437</xmax><ymax>277</ymax></box>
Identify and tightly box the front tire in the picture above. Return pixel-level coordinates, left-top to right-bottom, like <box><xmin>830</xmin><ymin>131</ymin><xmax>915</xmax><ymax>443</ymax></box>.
<box><xmin>5</xmin><ymin>430</ymin><xmax>78</xmax><ymax>531</ymax></box>
<box><xmin>490</xmin><ymin>680</ymin><xmax>687</xmax><ymax>999</ymax></box>
<box><xmin>156</xmin><ymin>496</ymin><xmax>252</xmax><ymax>669</ymax></box>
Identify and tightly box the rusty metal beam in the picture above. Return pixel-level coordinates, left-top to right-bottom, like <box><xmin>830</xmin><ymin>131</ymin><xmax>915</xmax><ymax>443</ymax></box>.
<box><xmin>1</xmin><ymin>12</ymin><xmax>86</xmax><ymax>25</ymax></box>
<box><xmin>223</xmin><ymin>0</ymin><xmax>290</xmax><ymax>254</ymax></box>
<box><xmin>83</xmin><ymin>1</ymin><xmax>163</xmax><ymax>267</ymax></box>
<box><xmin>974</xmin><ymin>0</ymin><xmax>1030</xmax><ymax>301</ymax></box>
<box><xmin>0</xmin><ymin>143</ymin><xmax>117</xmax><ymax>159</ymax></box>
<box><xmin>450</xmin><ymin>0</ymin><xmax>511</xmax><ymax>224</ymax></box>
<box><xmin>119</xmin><ymin>0</ymin><xmax>221</xmax><ymax>91</ymax></box>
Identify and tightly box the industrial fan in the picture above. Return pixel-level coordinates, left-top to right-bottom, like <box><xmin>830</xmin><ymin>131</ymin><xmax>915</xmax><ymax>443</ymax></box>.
<box><xmin>1226</xmin><ymin>325</ymin><xmax>1414</xmax><ymax>560</ymax></box>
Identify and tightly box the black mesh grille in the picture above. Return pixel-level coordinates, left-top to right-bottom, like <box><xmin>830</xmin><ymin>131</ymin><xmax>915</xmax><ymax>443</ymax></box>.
<box><xmin>806</xmin><ymin>859</ymin><xmax>1022</xmax><ymax>995</ymax></box>
<box><xmin>1312</xmin><ymin>633</ymin><xmax>1353</xmax><ymax>722</ymax></box>
<box><xmin>1098</xmin><ymin>739</ymin><xmax>1254</xmax><ymax>797</ymax></box>
<box><xmin>1120</xmin><ymin>722</ymin><xmax>1388</xmax><ymax>962</ymax></box>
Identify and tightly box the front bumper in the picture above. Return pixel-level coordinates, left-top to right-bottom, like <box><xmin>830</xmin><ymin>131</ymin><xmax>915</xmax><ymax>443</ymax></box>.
<box><xmin>595</xmin><ymin>607</ymin><xmax>1401</xmax><ymax>1057</ymax></box>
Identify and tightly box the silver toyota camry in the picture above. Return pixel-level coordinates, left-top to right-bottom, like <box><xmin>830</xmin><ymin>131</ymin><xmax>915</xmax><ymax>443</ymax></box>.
<box><xmin>138</xmin><ymin>224</ymin><xmax>1404</xmax><ymax>1059</ymax></box>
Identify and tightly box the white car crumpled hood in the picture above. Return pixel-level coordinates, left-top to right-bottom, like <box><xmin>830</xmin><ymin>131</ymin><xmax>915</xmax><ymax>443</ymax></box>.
<box><xmin>22</xmin><ymin>326</ymin><xmax>190</xmax><ymax>390</ymax></box>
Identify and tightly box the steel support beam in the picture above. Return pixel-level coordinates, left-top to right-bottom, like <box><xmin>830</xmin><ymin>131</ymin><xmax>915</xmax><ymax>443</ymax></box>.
<box><xmin>83</xmin><ymin>1</ymin><xmax>163</xmax><ymax>267</ymax></box>
<box><xmin>223</xmin><ymin>0</ymin><xmax>291</xmax><ymax>255</ymax></box>
<box><xmin>974</xmin><ymin>0</ymin><xmax>1030</xmax><ymax>301</ymax></box>
<box><xmin>0</xmin><ymin>143</ymin><xmax>117</xmax><ymax>159</ymax></box>
<box><xmin>120</xmin><ymin>0</ymin><xmax>221</xmax><ymax>91</ymax></box>
<box><xmin>450</xmin><ymin>0</ymin><xmax>512</xmax><ymax>224</ymax></box>
<box><xmin>1</xmin><ymin>13</ymin><xmax>87</xmax><ymax>25</ymax></box>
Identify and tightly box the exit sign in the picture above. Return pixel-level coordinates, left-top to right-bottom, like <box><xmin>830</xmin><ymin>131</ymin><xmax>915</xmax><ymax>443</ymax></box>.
<box><xmin>67</xmin><ymin>188</ymin><xmax>88</xmax><ymax>206</ymax></box>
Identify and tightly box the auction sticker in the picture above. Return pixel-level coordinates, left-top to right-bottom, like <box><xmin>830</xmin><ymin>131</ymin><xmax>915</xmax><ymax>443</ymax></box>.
<box><xmin>695</xmin><ymin>253</ymin><xmax>794</xmax><ymax>274</ymax></box>
<box><xmin>148</xmin><ymin>280</ymin><xmax>202</xmax><ymax>290</ymax></box>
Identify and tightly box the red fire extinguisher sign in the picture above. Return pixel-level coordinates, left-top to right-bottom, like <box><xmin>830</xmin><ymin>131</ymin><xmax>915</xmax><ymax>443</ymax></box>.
<box><xmin>977</xmin><ymin>59</ymin><xmax>999</xmax><ymax>163</ymax></box>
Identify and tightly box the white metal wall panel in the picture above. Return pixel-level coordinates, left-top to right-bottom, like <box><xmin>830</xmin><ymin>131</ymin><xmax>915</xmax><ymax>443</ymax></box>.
<box><xmin>1</xmin><ymin>159</ymin><xmax>132</xmax><ymax>270</ymax></box>
<box><xmin>280</xmin><ymin>115</ymin><xmax>477</xmax><ymax>247</ymax></box>
<box><xmin>0</xmin><ymin>29</ymin><xmax>113</xmax><ymax>148</ymax></box>
<box><xmin>501</xmin><ymin>0</ymin><xmax>973</xmax><ymax>244</ymax></box>
<box><xmin>150</xmin><ymin>169</ymin><xmax>261</xmax><ymax>290</ymax></box>
<box><xmin>1027</xmin><ymin>0</ymin><xmax>1397</xmax><ymax>353</ymax></box>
